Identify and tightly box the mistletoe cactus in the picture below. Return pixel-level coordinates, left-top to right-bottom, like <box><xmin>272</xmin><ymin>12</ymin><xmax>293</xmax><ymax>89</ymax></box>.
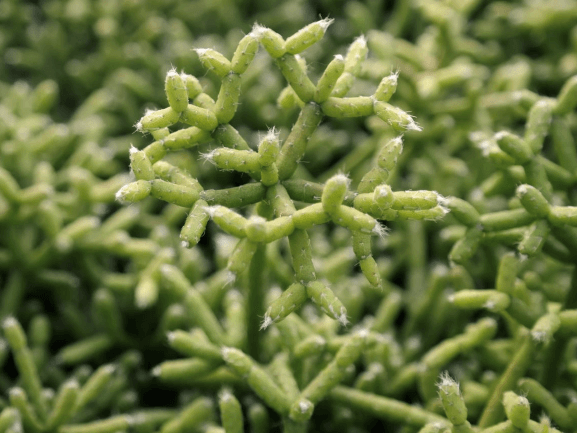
<box><xmin>117</xmin><ymin>19</ymin><xmax>447</xmax><ymax>331</ymax></box>
<box><xmin>4</xmin><ymin>2</ymin><xmax>577</xmax><ymax>433</ymax></box>
<box><xmin>111</xmin><ymin>19</ymin><xmax>453</xmax><ymax>431</ymax></box>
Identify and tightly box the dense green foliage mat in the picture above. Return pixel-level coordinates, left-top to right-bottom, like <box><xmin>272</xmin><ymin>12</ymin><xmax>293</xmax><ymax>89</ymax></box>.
<box><xmin>2</xmin><ymin>1</ymin><xmax>577</xmax><ymax>432</ymax></box>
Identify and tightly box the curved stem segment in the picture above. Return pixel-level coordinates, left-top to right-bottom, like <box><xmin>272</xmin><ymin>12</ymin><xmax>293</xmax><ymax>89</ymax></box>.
<box><xmin>329</xmin><ymin>386</ymin><xmax>449</xmax><ymax>428</ymax></box>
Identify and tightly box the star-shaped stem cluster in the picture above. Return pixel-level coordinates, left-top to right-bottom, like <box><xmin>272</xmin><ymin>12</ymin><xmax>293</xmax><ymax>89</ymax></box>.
<box><xmin>117</xmin><ymin>20</ymin><xmax>448</xmax><ymax>328</ymax></box>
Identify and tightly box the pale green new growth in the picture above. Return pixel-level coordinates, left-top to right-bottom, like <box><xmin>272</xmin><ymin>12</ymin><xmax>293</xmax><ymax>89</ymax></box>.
<box><xmin>437</xmin><ymin>372</ymin><xmax>470</xmax><ymax>429</ymax></box>
<box><xmin>194</xmin><ymin>48</ymin><xmax>232</xmax><ymax>77</ymax></box>
<box><xmin>374</xmin><ymin>72</ymin><xmax>399</xmax><ymax>103</ymax></box>
<box><xmin>219</xmin><ymin>389</ymin><xmax>243</xmax><ymax>433</ymax></box>
<box><xmin>285</xmin><ymin>18</ymin><xmax>334</xmax><ymax>54</ymax></box>
<box><xmin>165</xmin><ymin>69</ymin><xmax>188</xmax><ymax>113</ymax></box>
<box><xmin>502</xmin><ymin>391</ymin><xmax>530</xmax><ymax>428</ymax></box>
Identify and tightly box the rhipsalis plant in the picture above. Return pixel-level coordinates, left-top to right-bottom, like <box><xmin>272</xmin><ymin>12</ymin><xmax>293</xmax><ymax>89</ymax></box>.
<box><xmin>117</xmin><ymin>20</ymin><xmax>447</xmax><ymax>331</ymax></box>
<box><xmin>112</xmin><ymin>18</ymin><xmax>453</xmax><ymax>430</ymax></box>
<box><xmin>5</xmin><ymin>2</ymin><xmax>577</xmax><ymax>433</ymax></box>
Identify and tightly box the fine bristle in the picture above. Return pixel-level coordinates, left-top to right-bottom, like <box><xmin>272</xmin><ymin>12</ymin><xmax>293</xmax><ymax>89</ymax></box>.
<box><xmin>193</xmin><ymin>48</ymin><xmax>209</xmax><ymax>56</ymax></box>
<box><xmin>338</xmin><ymin>308</ymin><xmax>349</xmax><ymax>326</ymax></box>
<box><xmin>250</xmin><ymin>23</ymin><xmax>267</xmax><ymax>38</ymax></box>
<box><xmin>318</xmin><ymin>17</ymin><xmax>335</xmax><ymax>32</ymax></box>
<box><xmin>437</xmin><ymin>371</ymin><xmax>459</xmax><ymax>391</ymax></box>
<box><xmin>260</xmin><ymin>314</ymin><xmax>273</xmax><ymax>330</ymax></box>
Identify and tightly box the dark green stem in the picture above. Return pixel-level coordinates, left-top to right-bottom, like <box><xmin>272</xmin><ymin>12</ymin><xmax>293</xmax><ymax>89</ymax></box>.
<box><xmin>247</xmin><ymin>244</ymin><xmax>266</xmax><ymax>360</ymax></box>
<box><xmin>478</xmin><ymin>333</ymin><xmax>534</xmax><ymax>428</ymax></box>
<box><xmin>283</xmin><ymin>417</ymin><xmax>308</xmax><ymax>433</ymax></box>
<box><xmin>540</xmin><ymin>264</ymin><xmax>577</xmax><ymax>388</ymax></box>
